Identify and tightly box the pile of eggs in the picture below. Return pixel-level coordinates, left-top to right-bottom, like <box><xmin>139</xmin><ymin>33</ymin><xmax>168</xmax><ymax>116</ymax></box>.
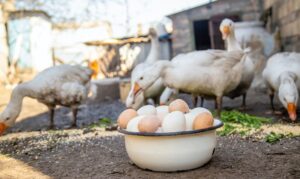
<box><xmin>118</xmin><ymin>99</ymin><xmax>214</xmax><ymax>133</ymax></box>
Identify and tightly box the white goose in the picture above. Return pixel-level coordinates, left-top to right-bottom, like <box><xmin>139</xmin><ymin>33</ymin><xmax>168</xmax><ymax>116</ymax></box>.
<box><xmin>133</xmin><ymin>50</ymin><xmax>245</xmax><ymax>116</ymax></box>
<box><xmin>263</xmin><ymin>52</ymin><xmax>300</xmax><ymax>121</ymax></box>
<box><xmin>220</xmin><ymin>18</ymin><xmax>256</xmax><ymax>108</ymax></box>
<box><xmin>160</xmin><ymin>18</ymin><xmax>255</xmax><ymax>109</ymax></box>
<box><xmin>0</xmin><ymin>65</ymin><xmax>93</xmax><ymax>135</ymax></box>
<box><xmin>126</xmin><ymin>26</ymin><xmax>166</xmax><ymax>109</ymax></box>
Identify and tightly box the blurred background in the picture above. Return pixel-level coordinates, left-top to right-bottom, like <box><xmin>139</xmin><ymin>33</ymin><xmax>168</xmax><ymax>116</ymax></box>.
<box><xmin>1</xmin><ymin>0</ymin><xmax>296</xmax><ymax>85</ymax></box>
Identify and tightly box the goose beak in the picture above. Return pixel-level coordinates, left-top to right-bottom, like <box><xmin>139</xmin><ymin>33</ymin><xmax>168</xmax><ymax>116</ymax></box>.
<box><xmin>133</xmin><ymin>82</ymin><xmax>142</xmax><ymax>96</ymax></box>
<box><xmin>160</xmin><ymin>102</ymin><xmax>165</xmax><ymax>106</ymax></box>
<box><xmin>221</xmin><ymin>26</ymin><xmax>230</xmax><ymax>40</ymax></box>
<box><xmin>0</xmin><ymin>123</ymin><xmax>8</xmax><ymax>135</ymax></box>
<box><xmin>287</xmin><ymin>103</ymin><xmax>297</xmax><ymax>121</ymax></box>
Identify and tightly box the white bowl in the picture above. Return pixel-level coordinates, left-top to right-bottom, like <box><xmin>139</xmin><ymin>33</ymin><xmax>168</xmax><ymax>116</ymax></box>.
<box><xmin>119</xmin><ymin>119</ymin><xmax>223</xmax><ymax>172</ymax></box>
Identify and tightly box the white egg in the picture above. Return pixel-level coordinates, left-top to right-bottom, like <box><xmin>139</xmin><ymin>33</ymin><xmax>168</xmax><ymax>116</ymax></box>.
<box><xmin>126</xmin><ymin>115</ymin><xmax>144</xmax><ymax>132</ymax></box>
<box><xmin>137</xmin><ymin>105</ymin><xmax>157</xmax><ymax>116</ymax></box>
<box><xmin>156</xmin><ymin>105</ymin><xmax>169</xmax><ymax>119</ymax></box>
<box><xmin>185</xmin><ymin>107</ymin><xmax>212</xmax><ymax>131</ymax></box>
<box><xmin>190</xmin><ymin>107</ymin><xmax>212</xmax><ymax>116</ymax></box>
<box><xmin>185</xmin><ymin>112</ymin><xmax>198</xmax><ymax>131</ymax></box>
<box><xmin>162</xmin><ymin>111</ymin><xmax>186</xmax><ymax>132</ymax></box>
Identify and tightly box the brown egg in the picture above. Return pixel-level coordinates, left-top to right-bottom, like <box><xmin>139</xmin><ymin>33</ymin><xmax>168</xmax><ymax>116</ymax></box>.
<box><xmin>138</xmin><ymin>115</ymin><xmax>161</xmax><ymax>133</ymax></box>
<box><xmin>193</xmin><ymin>112</ymin><xmax>214</xmax><ymax>130</ymax></box>
<box><xmin>169</xmin><ymin>99</ymin><xmax>189</xmax><ymax>113</ymax></box>
<box><xmin>117</xmin><ymin>109</ymin><xmax>138</xmax><ymax>129</ymax></box>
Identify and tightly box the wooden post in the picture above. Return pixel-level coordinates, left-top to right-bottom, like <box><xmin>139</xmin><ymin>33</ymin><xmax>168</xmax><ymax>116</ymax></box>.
<box><xmin>0</xmin><ymin>4</ymin><xmax>9</xmax><ymax>84</ymax></box>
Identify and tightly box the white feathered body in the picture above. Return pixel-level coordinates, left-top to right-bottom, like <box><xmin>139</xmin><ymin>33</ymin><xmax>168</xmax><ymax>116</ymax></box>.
<box><xmin>263</xmin><ymin>52</ymin><xmax>300</xmax><ymax>91</ymax></box>
<box><xmin>161</xmin><ymin>50</ymin><xmax>244</xmax><ymax>98</ymax></box>
<box><xmin>26</xmin><ymin>65</ymin><xmax>92</xmax><ymax>107</ymax></box>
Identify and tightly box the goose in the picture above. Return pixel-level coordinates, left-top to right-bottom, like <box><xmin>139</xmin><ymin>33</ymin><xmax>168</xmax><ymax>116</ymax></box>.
<box><xmin>263</xmin><ymin>52</ymin><xmax>300</xmax><ymax>121</ymax></box>
<box><xmin>133</xmin><ymin>50</ymin><xmax>245</xmax><ymax>116</ymax></box>
<box><xmin>126</xmin><ymin>26</ymin><xmax>166</xmax><ymax>109</ymax></box>
<box><xmin>220</xmin><ymin>18</ymin><xmax>256</xmax><ymax>109</ymax></box>
<box><xmin>159</xmin><ymin>18</ymin><xmax>255</xmax><ymax>109</ymax></box>
<box><xmin>0</xmin><ymin>64</ymin><xmax>93</xmax><ymax>135</ymax></box>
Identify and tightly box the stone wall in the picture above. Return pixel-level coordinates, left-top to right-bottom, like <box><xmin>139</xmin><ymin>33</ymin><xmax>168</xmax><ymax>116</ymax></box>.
<box><xmin>264</xmin><ymin>0</ymin><xmax>300</xmax><ymax>51</ymax></box>
<box><xmin>168</xmin><ymin>0</ymin><xmax>262</xmax><ymax>56</ymax></box>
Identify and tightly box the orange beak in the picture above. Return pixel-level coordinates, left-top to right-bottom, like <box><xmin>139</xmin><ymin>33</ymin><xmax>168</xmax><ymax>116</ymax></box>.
<box><xmin>0</xmin><ymin>123</ymin><xmax>8</xmax><ymax>135</ymax></box>
<box><xmin>221</xmin><ymin>26</ymin><xmax>230</xmax><ymax>40</ymax></box>
<box><xmin>160</xmin><ymin>102</ymin><xmax>165</xmax><ymax>106</ymax></box>
<box><xmin>133</xmin><ymin>82</ymin><xmax>141</xmax><ymax>96</ymax></box>
<box><xmin>287</xmin><ymin>103</ymin><xmax>297</xmax><ymax>121</ymax></box>
<box><xmin>88</xmin><ymin>60</ymin><xmax>100</xmax><ymax>79</ymax></box>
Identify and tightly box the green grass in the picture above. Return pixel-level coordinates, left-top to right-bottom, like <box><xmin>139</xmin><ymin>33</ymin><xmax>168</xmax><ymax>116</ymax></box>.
<box><xmin>265</xmin><ymin>132</ymin><xmax>293</xmax><ymax>144</ymax></box>
<box><xmin>88</xmin><ymin>118</ymin><xmax>113</xmax><ymax>129</ymax></box>
<box><xmin>218</xmin><ymin>110</ymin><xmax>271</xmax><ymax>128</ymax></box>
<box><xmin>217</xmin><ymin>123</ymin><xmax>236</xmax><ymax>136</ymax></box>
<box><xmin>215</xmin><ymin>110</ymin><xmax>272</xmax><ymax>137</ymax></box>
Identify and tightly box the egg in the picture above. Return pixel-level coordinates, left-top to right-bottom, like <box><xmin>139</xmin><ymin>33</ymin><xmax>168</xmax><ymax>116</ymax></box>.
<box><xmin>169</xmin><ymin>99</ymin><xmax>189</xmax><ymax>113</ymax></box>
<box><xmin>126</xmin><ymin>115</ymin><xmax>145</xmax><ymax>132</ymax></box>
<box><xmin>138</xmin><ymin>115</ymin><xmax>161</xmax><ymax>133</ymax></box>
<box><xmin>185</xmin><ymin>107</ymin><xmax>212</xmax><ymax>131</ymax></box>
<box><xmin>193</xmin><ymin>112</ymin><xmax>214</xmax><ymax>130</ymax></box>
<box><xmin>185</xmin><ymin>112</ymin><xmax>198</xmax><ymax>131</ymax></box>
<box><xmin>190</xmin><ymin>107</ymin><xmax>212</xmax><ymax>116</ymax></box>
<box><xmin>117</xmin><ymin>109</ymin><xmax>138</xmax><ymax>129</ymax></box>
<box><xmin>156</xmin><ymin>105</ymin><xmax>169</xmax><ymax>122</ymax></box>
<box><xmin>162</xmin><ymin>111</ymin><xmax>186</xmax><ymax>132</ymax></box>
<box><xmin>137</xmin><ymin>105</ymin><xmax>157</xmax><ymax>115</ymax></box>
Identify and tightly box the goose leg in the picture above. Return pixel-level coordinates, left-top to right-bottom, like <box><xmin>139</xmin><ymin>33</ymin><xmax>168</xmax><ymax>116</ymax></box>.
<box><xmin>192</xmin><ymin>95</ymin><xmax>198</xmax><ymax>107</ymax></box>
<box><xmin>72</xmin><ymin>107</ymin><xmax>78</xmax><ymax>127</ymax></box>
<box><xmin>200</xmin><ymin>97</ymin><xmax>204</xmax><ymax>107</ymax></box>
<box><xmin>241</xmin><ymin>93</ymin><xmax>247</xmax><ymax>111</ymax></box>
<box><xmin>216</xmin><ymin>96</ymin><xmax>223</xmax><ymax>118</ymax></box>
<box><xmin>48</xmin><ymin>106</ymin><xmax>55</xmax><ymax>129</ymax></box>
<box><xmin>269</xmin><ymin>91</ymin><xmax>275</xmax><ymax>111</ymax></box>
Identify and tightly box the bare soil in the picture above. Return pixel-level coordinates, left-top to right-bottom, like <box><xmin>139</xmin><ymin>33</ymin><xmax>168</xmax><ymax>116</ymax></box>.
<box><xmin>0</xmin><ymin>87</ymin><xmax>300</xmax><ymax>179</ymax></box>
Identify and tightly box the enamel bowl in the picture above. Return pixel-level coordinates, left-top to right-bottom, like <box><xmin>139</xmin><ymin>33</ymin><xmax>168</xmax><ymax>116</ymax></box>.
<box><xmin>119</xmin><ymin>119</ymin><xmax>223</xmax><ymax>172</ymax></box>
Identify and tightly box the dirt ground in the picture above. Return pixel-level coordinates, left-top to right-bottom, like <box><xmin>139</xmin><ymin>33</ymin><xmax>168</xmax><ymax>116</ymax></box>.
<box><xmin>0</xmin><ymin>86</ymin><xmax>300</xmax><ymax>179</ymax></box>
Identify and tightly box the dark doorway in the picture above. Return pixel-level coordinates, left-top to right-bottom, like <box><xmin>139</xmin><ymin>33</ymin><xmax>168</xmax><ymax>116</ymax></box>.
<box><xmin>193</xmin><ymin>20</ymin><xmax>211</xmax><ymax>50</ymax></box>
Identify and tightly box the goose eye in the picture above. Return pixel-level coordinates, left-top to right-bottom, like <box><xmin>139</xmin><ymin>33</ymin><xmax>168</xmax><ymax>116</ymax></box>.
<box><xmin>140</xmin><ymin>77</ymin><xmax>144</xmax><ymax>80</ymax></box>
<box><xmin>5</xmin><ymin>117</ymin><xmax>9</xmax><ymax>121</ymax></box>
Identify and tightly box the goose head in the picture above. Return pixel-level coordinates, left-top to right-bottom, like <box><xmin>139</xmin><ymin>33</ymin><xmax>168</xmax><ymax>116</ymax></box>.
<box><xmin>132</xmin><ymin>61</ymin><xmax>166</xmax><ymax>101</ymax></box>
<box><xmin>278</xmin><ymin>72</ymin><xmax>298</xmax><ymax>121</ymax></box>
<box><xmin>219</xmin><ymin>18</ymin><xmax>235</xmax><ymax>40</ymax></box>
<box><xmin>126</xmin><ymin>90</ymin><xmax>144</xmax><ymax>109</ymax></box>
<box><xmin>0</xmin><ymin>107</ymin><xmax>19</xmax><ymax>135</ymax></box>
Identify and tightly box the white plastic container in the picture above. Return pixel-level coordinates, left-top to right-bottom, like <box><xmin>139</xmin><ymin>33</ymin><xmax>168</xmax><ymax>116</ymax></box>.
<box><xmin>119</xmin><ymin>119</ymin><xmax>223</xmax><ymax>172</ymax></box>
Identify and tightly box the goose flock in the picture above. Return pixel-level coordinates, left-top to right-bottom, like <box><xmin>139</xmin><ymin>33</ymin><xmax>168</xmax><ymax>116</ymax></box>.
<box><xmin>131</xmin><ymin>18</ymin><xmax>300</xmax><ymax>122</ymax></box>
<box><xmin>0</xmin><ymin>18</ymin><xmax>299</xmax><ymax>135</ymax></box>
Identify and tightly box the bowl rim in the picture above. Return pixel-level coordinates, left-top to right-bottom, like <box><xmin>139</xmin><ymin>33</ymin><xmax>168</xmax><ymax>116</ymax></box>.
<box><xmin>118</xmin><ymin>119</ymin><xmax>223</xmax><ymax>137</ymax></box>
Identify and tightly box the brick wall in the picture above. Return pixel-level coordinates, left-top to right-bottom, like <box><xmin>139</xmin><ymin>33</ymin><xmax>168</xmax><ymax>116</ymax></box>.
<box><xmin>264</xmin><ymin>0</ymin><xmax>300</xmax><ymax>51</ymax></box>
<box><xmin>168</xmin><ymin>0</ymin><xmax>262</xmax><ymax>56</ymax></box>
